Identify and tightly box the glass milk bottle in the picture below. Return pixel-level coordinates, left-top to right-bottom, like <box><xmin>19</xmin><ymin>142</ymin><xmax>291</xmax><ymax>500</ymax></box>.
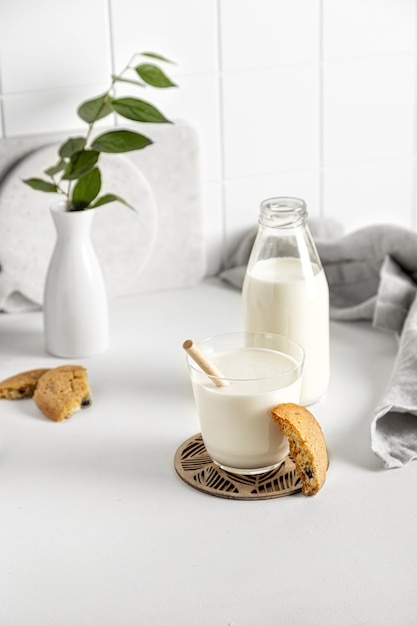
<box><xmin>242</xmin><ymin>197</ymin><xmax>329</xmax><ymax>405</ymax></box>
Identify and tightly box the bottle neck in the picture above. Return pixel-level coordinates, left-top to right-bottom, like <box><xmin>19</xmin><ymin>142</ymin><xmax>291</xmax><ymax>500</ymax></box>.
<box><xmin>258</xmin><ymin>197</ymin><xmax>307</xmax><ymax>229</ymax></box>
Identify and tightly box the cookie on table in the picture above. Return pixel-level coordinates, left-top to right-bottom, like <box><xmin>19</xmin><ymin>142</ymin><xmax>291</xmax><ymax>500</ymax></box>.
<box><xmin>0</xmin><ymin>368</ymin><xmax>50</xmax><ymax>399</ymax></box>
<box><xmin>33</xmin><ymin>365</ymin><xmax>92</xmax><ymax>422</ymax></box>
<box><xmin>271</xmin><ymin>403</ymin><xmax>328</xmax><ymax>496</ymax></box>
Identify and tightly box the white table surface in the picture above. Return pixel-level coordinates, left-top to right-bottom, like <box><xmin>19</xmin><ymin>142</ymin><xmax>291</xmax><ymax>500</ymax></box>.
<box><xmin>1</xmin><ymin>278</ymin><xmax>416</xmax><ymax>626</ymax></box>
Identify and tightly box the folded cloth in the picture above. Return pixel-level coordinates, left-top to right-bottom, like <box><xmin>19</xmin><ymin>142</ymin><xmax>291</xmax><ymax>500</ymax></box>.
<box><xmin>0</xmin><ymin>274</ymin><xmax>41</xmax><ymax>313</ymax></box>
<box><xmin>372</xmin><ymin>293</ymin><xmax>417</xmax><ymax>468</ymax></box>
<box><xmin>220</xmin><ymin>220</ymin><xmax>417</xmax><ymax>469</ymax></box>
<box><xmin>374</xmin><ymin>256</ymin><xmax>417</xmax><ymax>334</ymax></box>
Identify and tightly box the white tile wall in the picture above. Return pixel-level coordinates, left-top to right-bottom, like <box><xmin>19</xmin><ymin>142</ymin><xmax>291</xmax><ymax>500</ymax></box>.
<box><xmin>220</xmin><ymin>0</ymin><xmax>320</xmax><ymax>69</ymax></box>
<box><xmin>323</xmin><ymin>55</ymin><xmax>415</xmax><ymax>166</ymax></box>
<box><xmin>222</xmin><ymin>63</ymin><xmax>320</xmax><ymax>179</ymax></box>
<box><xmin>0</xmin><ymin>0</ymin><xmax>112</xmax><ymax>93</ymax></box>
<box><xmin>323</xmin><ymin>158</ymin><xmax>415</xmax><ymax>231</ymax></box>
<box><xmin>322</xmin><ymin>0</ymin><xmax>416</xmax><ymax>59</ymax></box>
<box><xmin>110</xmin><ymin>0</ymin><xmax>218</xmax><ymax>75</ymax></box>
<box><xmin>1</xmin><ymin>0</ymin><xmax>417</xmax><ymax>275</ymax></box>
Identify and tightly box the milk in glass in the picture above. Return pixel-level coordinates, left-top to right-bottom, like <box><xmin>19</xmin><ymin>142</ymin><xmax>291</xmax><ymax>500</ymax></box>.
<box><xmin>191</xmin><ymin>347</ymin><xmax>301</xmax><ymax>473</ymax></box>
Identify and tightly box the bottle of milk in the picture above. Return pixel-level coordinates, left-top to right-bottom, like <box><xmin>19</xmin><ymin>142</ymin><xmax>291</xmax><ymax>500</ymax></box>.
<box><xmin>242</xmin><ymin>197</ymin><xmax>329</xmax><ymax>406</ymax></box>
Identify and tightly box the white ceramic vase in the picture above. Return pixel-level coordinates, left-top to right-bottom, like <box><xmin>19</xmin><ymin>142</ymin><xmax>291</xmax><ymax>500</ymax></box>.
<box><xmin>43</xmin><ymin>202</ymin><xmax>109</xmax><ymax>357</ymax></box>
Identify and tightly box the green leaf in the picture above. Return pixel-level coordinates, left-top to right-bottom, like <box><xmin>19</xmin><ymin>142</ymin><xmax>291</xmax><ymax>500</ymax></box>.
<box><xmin>71</xmin><ymin>167</ymin><xmax>101</xmax><ymax>210</ymax></box>
<box><xmin>59</xmin><ymin>137</ymin><xmax>86</xmax><ymax>158</ymax></box>
<box><xmin>134</xmin><ymin>63</ymin><xmax>176</xmax><ymax>88</ymax></box>
<box><xmin>77</xmin><ymin>93</ymin><xmax>114</xmax><ymax>124</ymax></box>
<box><xmin>61</xmin><ymin>149</ymin><xmax>100</xmax><ymax>180</ymax></box>
<box><xmin>44</xmin><ymin>159</ymin><xmax>66</xmax><ymax>177</ymax></box>
<box><xmin>112</xmin><ymin>76</ymin><xmax>145</xmax><ymax>87</ymax></box>
<box><xmin>91</xmin><ymin>130</ymin><xmax>152</xmax><ymax>153</ymax></box>
<box><xmin>22</xmin><ymin>178</ymin><xmax>58</xmax><ymax>193</ymax></box>
<box><xmin>111</xmin><ymin>97</ymin><xmax>171</xmax><ymax>123</ymax></box>
<box><xmin>90</xmin><ymin>193</ymin><xmax>133</xmax><ymax>209</ymax></box>
<box><xmin>140</xmin><ymin>52</ymin><xmax>174</xmax><ymax>64</ymax></box>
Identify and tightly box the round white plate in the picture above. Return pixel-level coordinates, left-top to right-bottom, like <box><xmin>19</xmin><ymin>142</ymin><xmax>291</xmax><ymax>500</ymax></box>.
<box><xmin>0</xmin><ymin>142</ymin><xmax>158</xmax><ymax>304</ymax></box>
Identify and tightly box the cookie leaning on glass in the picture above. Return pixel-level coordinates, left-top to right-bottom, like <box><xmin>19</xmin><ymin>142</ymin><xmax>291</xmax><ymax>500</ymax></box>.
<box><xmin>0</xmin><ymin>365</ymin><xmax>92</xmax><ymax>421</ymax></box>
<box><xmin>271</xmin><ymin>403</ymin><xmax>328</xmax><ymax>496</ymax></box>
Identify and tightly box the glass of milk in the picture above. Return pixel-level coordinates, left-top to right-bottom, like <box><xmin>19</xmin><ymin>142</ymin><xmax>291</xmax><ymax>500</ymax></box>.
<box><xmin>186</xmin><ymin>331</ymin><xmax>304</xmax><ymax>475</ymax></box>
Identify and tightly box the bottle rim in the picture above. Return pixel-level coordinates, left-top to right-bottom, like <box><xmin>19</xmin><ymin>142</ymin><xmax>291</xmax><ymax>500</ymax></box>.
<box><xmin>259</xmin><ymin>197</ymin><xmax>307</xmax><ymax>228</ymax></box>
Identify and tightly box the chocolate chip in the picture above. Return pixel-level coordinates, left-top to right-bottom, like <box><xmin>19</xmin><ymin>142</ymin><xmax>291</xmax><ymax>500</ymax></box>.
<box><xmin>305</xmin><ymin>467</ymin><xmax>314</xmax><ymax>479</ymax></box>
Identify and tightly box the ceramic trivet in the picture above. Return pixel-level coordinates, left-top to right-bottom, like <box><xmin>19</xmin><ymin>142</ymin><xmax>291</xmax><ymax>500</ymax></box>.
<box><xmin>174</xmin><ymin>433</ymin><xmax>302</xmax><ymax>500</ymax></box>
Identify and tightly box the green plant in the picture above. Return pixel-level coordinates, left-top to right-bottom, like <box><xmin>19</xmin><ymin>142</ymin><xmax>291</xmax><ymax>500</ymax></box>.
<box><xmin>23</xmin><ymin>52</ymin><xmax>176</xmax><ymax>211</ymax></box>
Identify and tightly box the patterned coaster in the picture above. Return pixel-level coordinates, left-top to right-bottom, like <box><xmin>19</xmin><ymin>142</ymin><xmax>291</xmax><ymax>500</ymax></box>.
<box><xmin>174</xmin><ymin>433</ymin><xmax>302</xmax><ymax>500</ymax></box>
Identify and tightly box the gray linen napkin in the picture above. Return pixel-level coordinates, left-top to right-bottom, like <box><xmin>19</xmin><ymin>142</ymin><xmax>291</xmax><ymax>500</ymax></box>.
<box><xmin>0</xmin><ymin>274</ymin><xmax>41</xmax><ymax>313</ymax></box>
<box><xmin>372</xmin><ymin>292</ymin><xmax>417</xmax><ymax>468</ymax></box>
<box><xmin>220</xmin><ymin>221</ymin><xmax>417</xmax><ymax>469</ymax></box>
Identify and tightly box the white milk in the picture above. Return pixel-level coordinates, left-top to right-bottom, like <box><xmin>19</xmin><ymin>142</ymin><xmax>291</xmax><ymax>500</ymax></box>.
<box><xmin>243</xmin><ymin>257</ymin><xmax>329</xmax><ymax>405</ymax></box>
<box><xmin>191</xmin><ymin>347</ymin><xmax>302</xmax><ymax>473</ymax></box>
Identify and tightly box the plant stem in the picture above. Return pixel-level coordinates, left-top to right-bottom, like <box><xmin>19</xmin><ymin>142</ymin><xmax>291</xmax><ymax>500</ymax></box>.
<box><xmin>84</xmin><ymin>54</ymin><xmax>138</xmax><ymax>148</ymax></box>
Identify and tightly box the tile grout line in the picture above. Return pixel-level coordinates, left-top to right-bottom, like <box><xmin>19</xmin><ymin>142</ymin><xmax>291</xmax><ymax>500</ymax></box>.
<box><xmin>106</xmin><ymin>0</ymin><xmax>117</xmax><ymax>129</ymax></box>
<box><xmin>411</xmin><ymin>0</ymin><xmax>417</xmax><ymax>230</ymax></box>
<box><xmin>106</xmin><ymin>0</ymin><xmax>116</xmax><ymax>80</ymax></box>
<box><xmin>216</xmin><ymin>0</ymin><xmax>229</xmax><ymax>269</ymax></box>
<box><xmin>318</xmin><ymin>0</ymin><xmax>325</xmax><ymax>219</ymax></box>
<box><xmin>0</xmin><ymin>51</ymin><xmax>4</xmax><ymax>136</ymax></box>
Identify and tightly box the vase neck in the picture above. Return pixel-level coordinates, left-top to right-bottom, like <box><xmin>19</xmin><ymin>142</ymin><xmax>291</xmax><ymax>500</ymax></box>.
<box><xmin>50</xmin><ymin>204</ymin><xmax>95</xmax><ymax>240</ymax></box>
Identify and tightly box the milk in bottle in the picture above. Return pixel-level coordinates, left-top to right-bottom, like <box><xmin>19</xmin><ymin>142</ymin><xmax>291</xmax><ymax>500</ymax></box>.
<box><xmin>242</xmin><ymin>197</ymin><xmax>329</xmax><ymax>405</ymax></box>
